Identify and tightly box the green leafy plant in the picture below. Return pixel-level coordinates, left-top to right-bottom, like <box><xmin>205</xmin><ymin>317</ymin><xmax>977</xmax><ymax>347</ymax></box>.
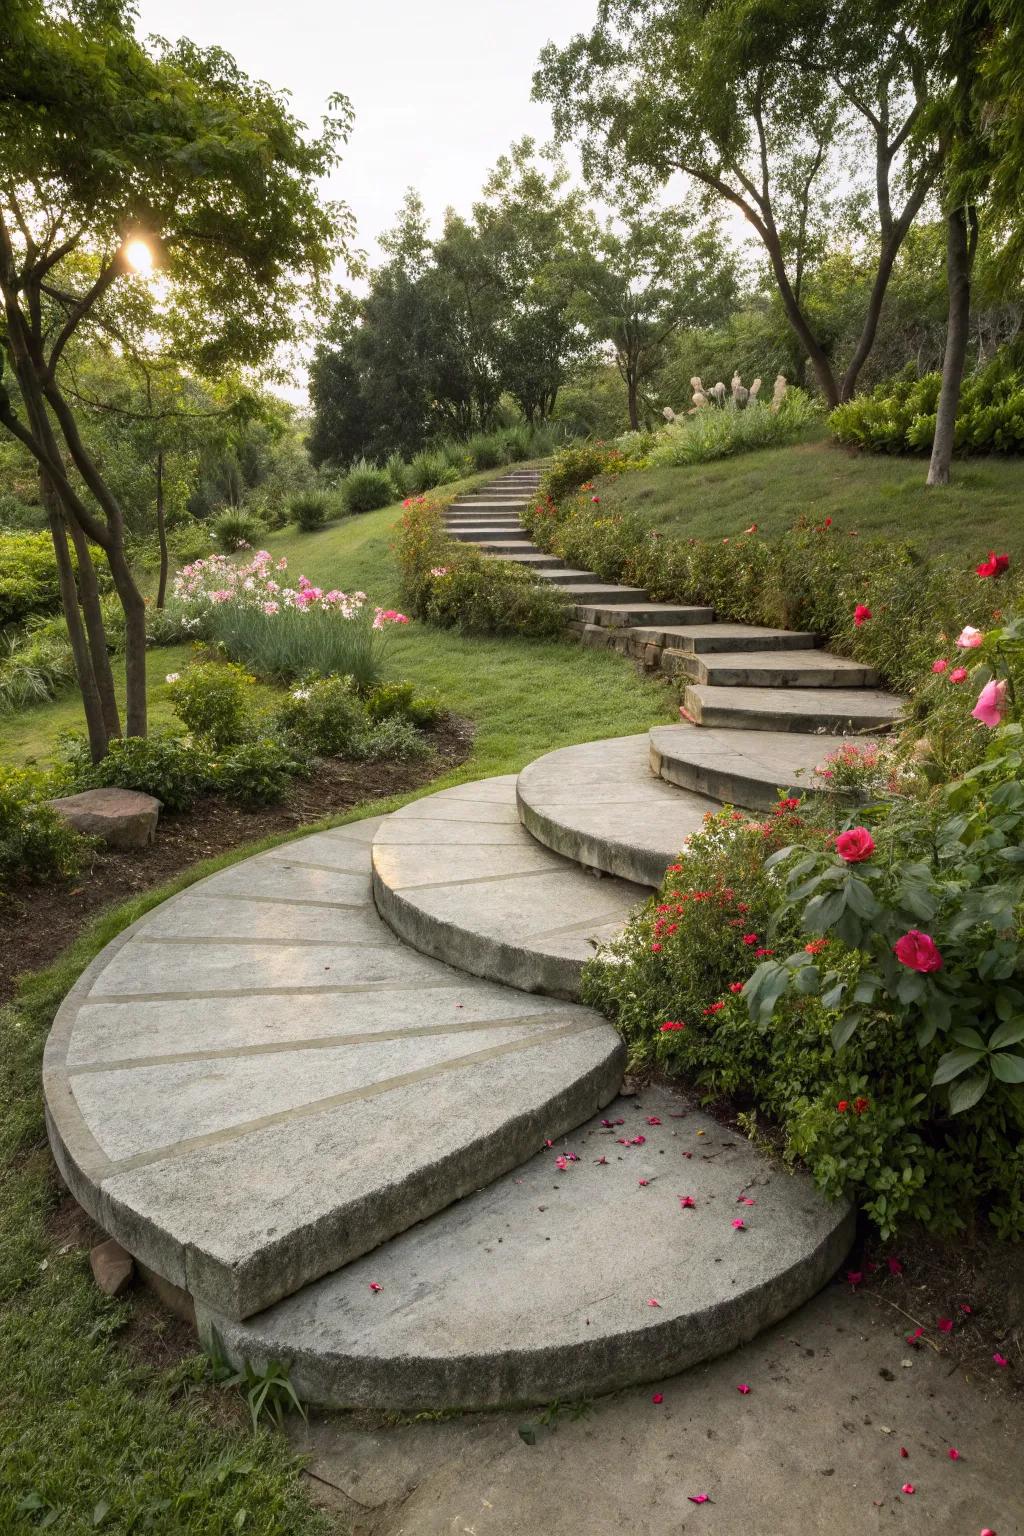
<box><xmin>168</xmin><ymin>661</ymin><xmax>255</xmax><ymax>749</ymax></box>
<box><xmin>274</xmin><ymin>674</ymin><xmax>367</xmax><ymax>758</ymax></box>
<box><xmin>212</xmin><ymin>509</ymin><xmax>264</xmax><ymax>553</ymax></box>
<box><xmin>342</xmin><ymin>461</ymin><xmax>394</xmax><ymax>513</ymax></box>
<box><xmin>362</xmin><ymin>714</ymin><xmax>431</xmax><ymax>762</ymax></box>
<box><xmin>288</xmin><ymin>492</ymin><xmax>329</xmax><ymax>532</ymax></box>
<box><xmin>209</xmin><ymin>739</ymin><xmax>301</xmax><ymax>807</ymax></box>
<box><xmin>205</xmin><ymin>1330</ymin><xmax>307</xmax><ymax>1434</ymax></box>
<box><xmin>364</xmin><ymin>678</ymin><xmax>444</xmax><ymax>726</ymax></box>
<box><xmin>0</xmin><ymin>765</ymin><xmax>94</xmax><ymax>883</ymax></box>
<box><xmin>830</xmin><ymin>358</ymin><xmax>1024</xmax><ymax>456</ymax></box>
<box><xmin>59</xmin><ymin>733</ymin><xmax>212</xmax><ymax>812</ymax></box>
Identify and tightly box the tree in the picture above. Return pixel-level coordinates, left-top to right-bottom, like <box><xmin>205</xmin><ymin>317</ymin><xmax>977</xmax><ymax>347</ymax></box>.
<box><xmin>534</xmin><ymin>0</ymin><xmax>941</xmax><ymax>407</ymax></box>
<box><xmin>0</xmin><ymin>0</ymin><xmax>352</xmax><ymax>756</ymax></box>
<box><xmin>573</xmin><ymin>213</ymin><xmax>738</xmax><ymax>429</ymax></box>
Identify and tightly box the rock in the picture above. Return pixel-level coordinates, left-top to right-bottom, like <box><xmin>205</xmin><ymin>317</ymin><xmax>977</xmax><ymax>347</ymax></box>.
<box><xmin>90</xmin><ymin>1237</ymin><xmax>134</xmax><ymax>1297</ymax></box>
<box><xmin>48</xmin><ymin>787</ymin><xmax>160</xmax><ymax>849</ymax></box>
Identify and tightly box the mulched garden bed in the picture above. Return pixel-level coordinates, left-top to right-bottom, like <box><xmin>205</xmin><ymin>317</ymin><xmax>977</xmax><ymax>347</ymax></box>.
<box><xmin>0</xmin><ymin>714</ymin><xmax>473</xmax><ymax>1005</ymax></box>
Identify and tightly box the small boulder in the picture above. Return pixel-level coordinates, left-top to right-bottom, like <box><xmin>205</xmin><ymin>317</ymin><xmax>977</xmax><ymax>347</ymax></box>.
<box><xmin>90</xmin><ymin>1237</ymin><xmax>134</xmax><ymax>1297</ymax></box>
<box><xmin>48</xmin><ymin>786</ymin><xmax>160</xmax><ymax>849</ymax></box>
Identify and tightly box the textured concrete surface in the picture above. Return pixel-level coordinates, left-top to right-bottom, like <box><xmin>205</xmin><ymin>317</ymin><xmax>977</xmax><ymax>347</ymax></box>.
<box><xmin>685</xmin><ymin>684</ymin><xmax>905</xmax><ymax>733</ymax></box>
<box><xmin>292</xmin><ymin>1282</ymin><xmax>1022</xmax><ymax>1536</ymax></box>
<box><xmin>631</xmin><ymin>622</ymin><xmax>818</xmax><ymax>654</ymax></box>
<box><xmin>449</xmin><ymin>526</ymin><xmax>528</xmax><ymax>542</ymax></box>
<box><xmin>650</xmin><ymin>722</ymin><xmax>857</xmax><ymax>811</ymax></box>
<box><xmin>201</xmin><ymin>1085</ymin><xmax>852</xmax><ymax>1412</ymax></box>
<box><xmin>43</xmin><ymin>817</ymin><xmax>623</xmax><ymax>1320</ymax></box>
<box><xmin>680</xmin><ymin>649</ymin><xmax>879</xmax><ymax>689</ymax></box>
<box><xmin>48</xmin><ymin>786</ymin><xmax>161</xmax><ymax>849</ymax></box>
<box><xmin>372</xmin><ymin>778</ymin><xmax>648</xmax><ymax>999</ymax></box>
<box><xmin>516</xmin><ymin>734</ymin><xmax>718</xmax><ymax>886</ymax></box>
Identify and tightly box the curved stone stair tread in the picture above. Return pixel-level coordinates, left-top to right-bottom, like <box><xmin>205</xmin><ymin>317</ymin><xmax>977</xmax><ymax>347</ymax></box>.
<box><xmin>516</xmin><ymin>734</ymin><xmax>719</xmax><ymax>887</ymax></box>
<box><xmin>371</xmin><ymin>778</ymin><xmax>648</xmax><ymax>1000</ymax></box>
<box><xmin>681</xmin><ymin>649</ymin><xmax>879</xmax><ymax>688</ymax></box>
<box><xmin>685</xmin><ymin>683</ymin><xmax>906</xmax><ymax>732</ymax></box>
<box><xmin>200</xmin><ymin>1084</ymin><xmax>853</xmax><ymax>1411</ymax></box>
<box><xmin>632</xmin><ymin>622</ymin><xmax>819</xmax><ymax>654</ymax></box>
<box><xmin>649</xmin><ymin>723</ymin><xmax>863</xmax><ymax>811</ymax></box>
<box><xmin>43</xmin><ymin>818</ymin><xmax>623</xmax><ymax>1321</ymax></box>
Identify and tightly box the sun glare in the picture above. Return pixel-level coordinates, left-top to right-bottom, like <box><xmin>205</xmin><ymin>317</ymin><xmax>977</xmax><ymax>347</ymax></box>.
<box><xmin>123</xmin><ymin>237</ymin><xmax>154</xmax><ymax>274</ymax></box>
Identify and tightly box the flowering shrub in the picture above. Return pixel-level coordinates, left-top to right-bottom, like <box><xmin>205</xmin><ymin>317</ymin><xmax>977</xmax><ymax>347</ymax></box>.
<box><xmin>646</xmin><ymin>391</ymin><xmax>817</xmax><ymax>466</ymax></box>
<box><xmin>172</xmin><ymin>550</ymin><xmax>407</xmax><ymax>687</ymax></box>
<box><xmin>585</xmin><ymin>784</ymin><xmax>1024</xmax><ymax>1239</ymax></box>
<box><xmin>274</xmin><ymin>675</ymin><xmax>368</xmax><ymax>759</ymax></box>
<box><xmin>395</xmin><ymin>499</ymin><xmax>568</xmax><ymax>639</ymax></box>
<box><xmin>0</xmin><ymin>766</ymin><xmax>94</xmax><ymax>883</ymax></box>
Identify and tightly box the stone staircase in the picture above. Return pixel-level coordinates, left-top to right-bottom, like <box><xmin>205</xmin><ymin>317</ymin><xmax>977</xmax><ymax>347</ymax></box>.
<box><xmin>42</xmin><ymin>467</ymin><xmax>907</xmax><ymax>1414</ymax></box>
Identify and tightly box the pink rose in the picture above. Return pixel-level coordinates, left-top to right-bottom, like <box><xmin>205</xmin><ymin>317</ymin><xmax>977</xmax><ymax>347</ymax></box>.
<box><xmin>835</xmin><ymin>826</ymin><xmax>875</xmax><ymax>863</ymax></box>
<box><xmin>956</xmin><ymin>626</ymin><xmax>984</xmax><ymax>649</ymax></box>
<box><xmin>893</xmin><ymin>930</ymin><xmax>943</xmax><ymax>973</ymax></box>
<box><xmin>972</xmin><ymin>678</ymin><xmax>1008</xmax><ymax>729</ymax></box>
<box><xmin>949</xmin><ymin>667</ymin><xmax>968</xmax><ymax>684</ymax></box>
<box><xmin>931</xmin><ymin>658</ymin><xmax>948</xmax><ymax>673</ymax></box>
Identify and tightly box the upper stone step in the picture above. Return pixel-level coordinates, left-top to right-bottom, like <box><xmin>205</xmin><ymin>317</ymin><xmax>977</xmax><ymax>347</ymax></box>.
<box><xmin>451</xmin><ymin>498</ymin><xmax>530</xmax><ymax>510</ymax></box>
<box><xmin>450</xmin><ymin>526</ymin><xmax>527</xmax><ymax>543</ymax></box>
<box><xmin>673</xmin><ymin>649</ymin><xmax>880</xmax><ymax>689</ymax></box>
<box><xmin>684</xmin><ymin>684</ymin><xmax>905</xmax><ymax>733</ymax></box>
<box><xmin>534</xmin><ymin>568</ymin><xmax>604</xmax><ymax>585</ymax></box>
<box><xmin>43</xmin><ymin>820</ymin><xmax>623</xmax><ymax>1321</ymax></box>
<box><xmin>484</xmin><ymin>550</ymin><xmax>563</xmax><ymax>568</ymax></box>
<box><xmin>371</xmin><ymin>778</ymin><xmax>647</xmax><ymax>1000</ymax></box>
<box><xmin>574</xmin><ymin>601</ymin><xmax>716</xmax><ymax>629</ymax></box>
<box><xmin>471</xmin><ymin>538</ymin><xmax>542</xmax><ymax>555</ymax></box>
<box><xmin>650</xmin><ymin>723</ymin><xmax>859</xmax><ymax>811</ymax></box>
<box><xmin>516</xmin><ymin>734</ymin><xmax>719</xmax><ymax>886</ymax></box>
<box><xmin>630</xmin><ymin>623</ymin><xmax>819</xmax><ymax>655</ymax></box>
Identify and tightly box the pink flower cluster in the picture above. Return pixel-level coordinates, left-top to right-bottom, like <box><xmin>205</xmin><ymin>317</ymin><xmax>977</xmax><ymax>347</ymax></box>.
<box><xmin>173</xmin><ymin>551</ymin><xmax>409</xmax><ymax>629</ymax></box>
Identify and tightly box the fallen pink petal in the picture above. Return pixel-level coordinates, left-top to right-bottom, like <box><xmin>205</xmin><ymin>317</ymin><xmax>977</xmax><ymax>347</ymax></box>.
<box><xmin>652</xmin><ymin>1392</ymin><xmax>664</xmax><ymax>1404</ymax></box>
<box><xmin>900</xmin><ymin>1447</ymin><xmax>909</xmax><ymax>1458</ymax></box>
<box><xmin>731</xmin><ymin>1218</ymin><xmax>746</xmax><ymax>1230</ymax></box>
<box><xmin>887</xmin><ymin>1257</ymin><xmax>904</xmax><ymax>1275</ymax></box>
<box><xmin>948</xmin><ymin>1448</ymin><xmax>961</xmax><ymax>1461</ymax></box>
<box><xmin>901</xmin><ymin>1483</ymin><xmax>915</xmax><ymax>1495</ymax></box>
<box><xmin>736</xmin><ymin>1383</ymin><xmax>751</xmax><ymax>1394</ymax></box>
<box><xmin>369</xmin><ymin>1282</ymin><xmax>382</xmax><ymax>1293</ymax></box>
<box><xmin>688</xmin><ymin>1494</ymin><xmax>710</xmax><ymax>1505</ymax></box>
<box><xmin>937</xmin><ymin>1317</ymin><xmax>954</xmax><ymax>1333</ymax></box>
<box><xmin>647</xmin><ymin>1298</ymin><xmax>661</xmax><ymax>1308</ymax></box>
<box><xmin>679</xmin><ymin>1195</ymin><xmax>697</xmax><ymax>1208</ymax></box>
<box><xmin>993</xmin><ymin>1352</ymin><xmax>1008</xmax><ymax>1367</ymax></box>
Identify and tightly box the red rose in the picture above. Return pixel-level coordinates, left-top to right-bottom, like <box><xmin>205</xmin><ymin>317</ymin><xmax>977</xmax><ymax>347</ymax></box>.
<box><xmin>893</xmin><ymin>929</ymin><xmax>943</xmax><ymax>973</ymax></box>
<box><xmin>837</xmin><ymin>1100</ymin><xmax>850</xmax><ymax>1113</ymax></box>
<box><xmin>854</xmin><ymin>604</ymin><xmax>872</xmax><ymax>627</ymax></box>
<box><xmin>835</xmin><ymin>826</ymin><xmax>875</xmax><ymax>863</ymax></box>
<box><xmin>976</xmin><ymin>551</ymin><xmax>1010</xmax><ymax>578</ymax></box>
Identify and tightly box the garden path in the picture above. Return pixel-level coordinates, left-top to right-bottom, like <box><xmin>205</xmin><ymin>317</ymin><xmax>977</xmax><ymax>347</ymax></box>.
<box><xmin>44</xmin><ymin>469</ymin><xmax>921</xmax><ymax>1418</ymax></box>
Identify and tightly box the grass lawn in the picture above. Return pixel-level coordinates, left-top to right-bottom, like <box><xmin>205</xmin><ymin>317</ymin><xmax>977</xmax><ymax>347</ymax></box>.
<box><xmin>597</xmin><ymin>431</ymin><xmax>1024</xmax><ymax>558</ymax></box>
<box><xmin>1</xmin><ymin>478</ymin><xmax>674</xmax><ymax>1532</ymax></box>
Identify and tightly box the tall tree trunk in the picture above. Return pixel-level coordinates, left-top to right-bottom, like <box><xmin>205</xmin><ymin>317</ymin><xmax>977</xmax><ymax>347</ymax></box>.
<box><xmin>40</xmin><ymin>471</ymin><xmax>109</xmax><ymax>762</ymax></box>
<box><xmin>63</xmin><ymin>514</ymin><xmax>122</xmax><ymax>740</ymax></box>
<box><xmin>105</xmin><ymin>546</ymin><xmax>148</xmax><ymax>737</ymax></box>
<box><xmin>155</xmin><ymin>448</ymin><xmax>169</xmax><ymax>609</ymax></box>
<box><xmin>626</xmin><ymin>369</ymin><xmax>640</xmax><ymax>432</ymax></box>
<box><xmin>927</xmin><ymin>205</ymin><xmax>978</xmax><ymax>488</ymax></box>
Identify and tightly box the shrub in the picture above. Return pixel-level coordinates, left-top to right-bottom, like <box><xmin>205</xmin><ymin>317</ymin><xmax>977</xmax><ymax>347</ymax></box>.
<box><xmin>364</xmin><ymin>678</ymin><xmax>444</xmax><ymax>726</ymax></box>
<box><xmin>830</xmin><ymin>358</ymin><xmax>1024</xmax><ymax>456</ymax></box>
<box><xmin>647</xmin><ymin>391</ymin><xmax>817</xmax><ymax>466</ymax></box>
<box><xmin>60</xmin><ymin>733</ymin><xmax>212</xmax><ymax>812</ymax></box>
<box><xmin>467</xmin><ymin>433</ymin><xmax>502</xmax><ymax>470</ymax></box>
<box><xmin>209</xmin><ymin>739</ymin><xmax>300</xmax><ymax>806</ymax></box>
<box><xmin>396</xmin><ymin>499</ymin><xmax>568</xmax><ymax>639</ymax></box>
<box><xmin>407</xmin><ymin>450</ymin><xmax>459</xmax><ymax>494</ymax></box>
<box><xmin>342</xmin><ymin>462</ymin><xmax>394</xmax><ymax>514</ymax></box>
<box><xmin>362</xmin><ymin>715</ymin><xmax>431</xmax><ymax>763</ymax></box>
<box><xmin>289</xmin><ymin>493</ymin><xmax>329</xmax><ymax>532</ymax></box>
<box><xmin>212</xmin><ymin>509</ymin><xmax>263</xmax><ymax>553</ymax></box>
<box><xmin>584</xmin><ymin>778</ymin><xmax>1024</xmax><ymax>1241</ymax></box>
<box><xmin>0</xmin><ymin>766</ymin><xmax>94</xmax><ymax>883</ymax></box>
<box><xmin>167</xmin><ymin>661</ymin><xmax>255</xmax><ymax>749</ymax></box>
<box><xmin>0</xmin><ymin>531</ymin><xmax>106</xmax><ymax>627</ymax></box>
<box><xmin>274</xmin><ymin>675</ymin><xmax>367</xmax><ymax>758</ymax></box>
<box><xmin>145</xmin><ymin>602</ymin><xmax>203</xmax><ymax>648</ymax></box>
<box><xmin>385</xmin><ymin>452</ymin><xmax>413</xmax><ymax>499</ymax></box>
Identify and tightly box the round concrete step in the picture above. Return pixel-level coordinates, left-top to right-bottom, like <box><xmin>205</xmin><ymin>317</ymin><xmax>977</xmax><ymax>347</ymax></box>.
<box><xmin>684</xmin><ymin>684</ymin><xmax>905</xmax><ymax>733</ymax></box>
<box><xmin>43</xmin><ymin>818</ymin><xmax>623</xmax><ymax>1321</ymax></box>
<box><xmin>371</xmin><ymin>778</ymin><xmax>648</xmax><ymax>1000</ymax></box>
<box><xmin>650</xmin><ymin>723</ymin><xmax>857</xmax><ymax>811</ymax></box>
<box><xmin>516</xmin><ymin>735</ymin><xmax>718</xmax><ymax>886</ymax></box>
<box><xmin>200</xmin><ymin>1083</ymin><xmax>853</xmax><ymax>1411</ymax></box>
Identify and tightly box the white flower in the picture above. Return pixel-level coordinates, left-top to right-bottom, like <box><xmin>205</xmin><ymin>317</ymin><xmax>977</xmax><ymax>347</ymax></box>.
<box><xmin>165</xmin><ymin>673</ymin><xmax>180</xmax><ymax>684</ymax></box>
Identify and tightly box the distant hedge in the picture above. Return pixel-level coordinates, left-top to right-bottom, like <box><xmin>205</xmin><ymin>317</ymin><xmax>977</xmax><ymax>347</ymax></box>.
<box><xmin>0</xmin><ymin>531</ymin><xmax>106</xmax><ymax>628</ymax></box>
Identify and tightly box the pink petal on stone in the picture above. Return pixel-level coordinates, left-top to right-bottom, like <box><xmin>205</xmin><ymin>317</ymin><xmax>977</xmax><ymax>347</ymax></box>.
<box><xmin>737</xmin><ymin>1383</ymin><xmax>751</xmax><ymax>1394</ymax></box>
<box><xmin>369</xmin><ymin>1282</ymin><xmax>382</xmax><ymax>1293</ymax></box>
<box><xmin>688</xmin><ymin>1494</ymin><xmax>710</xmax><ymax>1505</ymax></box>
<box><xmin>652</xmin><ymin>1392</ymin><xmax>664</xmax><ymax>1404</ymax></box>
<box><xmin>938</xmin><ymin>1317</ymin><xmax>954</xmax><ymax>1333</ymax></box>
<box><xmin>647</xmin><ymin>1297</ymin><xmax>661</xmax><ymax>1308</ymax></box>
<box><xmin>993</xmin><ymin>1352</ymin><xmax>1008</xmax><ymax>1367</ymax></box>
<box><xmin>948</xmin><ymin>1448</ymin><xmax>961</xmax><ymax>1461</ymax></box>
<box><xmin>731</xmin><ymin>1218</ymin><xmax>746</xmax><ymax>1230</ymax></box>
<box><xmin>901</xmin><ymin>1483</ymin><xmax>915</xmax><ymax>1495</ymax></box>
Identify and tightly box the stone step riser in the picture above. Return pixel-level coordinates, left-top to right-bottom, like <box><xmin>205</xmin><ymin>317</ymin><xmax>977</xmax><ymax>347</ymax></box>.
<box><xmin>553</xmin><ymin>586</ymin><xmax>651</xmax><ymax>605</ymax></box>
<box><xmin>683</xmin><ymin>685</ymin><xmax>902</xmax><ymax>734</ymax></box>
<box><xmin>575</xmin><ymin>604</ymin><xmax>716</xmax><ymax>629</ymax></box>
<box><xmin>651</xmin><ymin>742</ymin><xmax>820</xmax><ymax>812</ymax></box>
<box><xmin>674</xmin><ymin>655</ymin><xmax>880</xmax><ymax>689</ymax></box>
<box><xmin>631</xmin><ymin>628</ymin><xmax>819</xmax><ymax>656</ymax></box>
<box><xmin>485</xmin><ymin>552</ymin><xmax>564</xmax><ymax>569</ymax></box>
<box><xmin>449</xmin><ymin>529</ymin><xmax>526</xmax><ymax>543</ymax></box>
<box><xmin>648</xmin><ymin>724</ymin><xmax>857</xmax><ymax>814</ymax></box>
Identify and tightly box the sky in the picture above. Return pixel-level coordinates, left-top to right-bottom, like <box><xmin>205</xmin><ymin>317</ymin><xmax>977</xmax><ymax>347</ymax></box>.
<box><xmin>133</xmin><ymin>0</ymin><xmax>601</xmax><ymax>265</ymax></box>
